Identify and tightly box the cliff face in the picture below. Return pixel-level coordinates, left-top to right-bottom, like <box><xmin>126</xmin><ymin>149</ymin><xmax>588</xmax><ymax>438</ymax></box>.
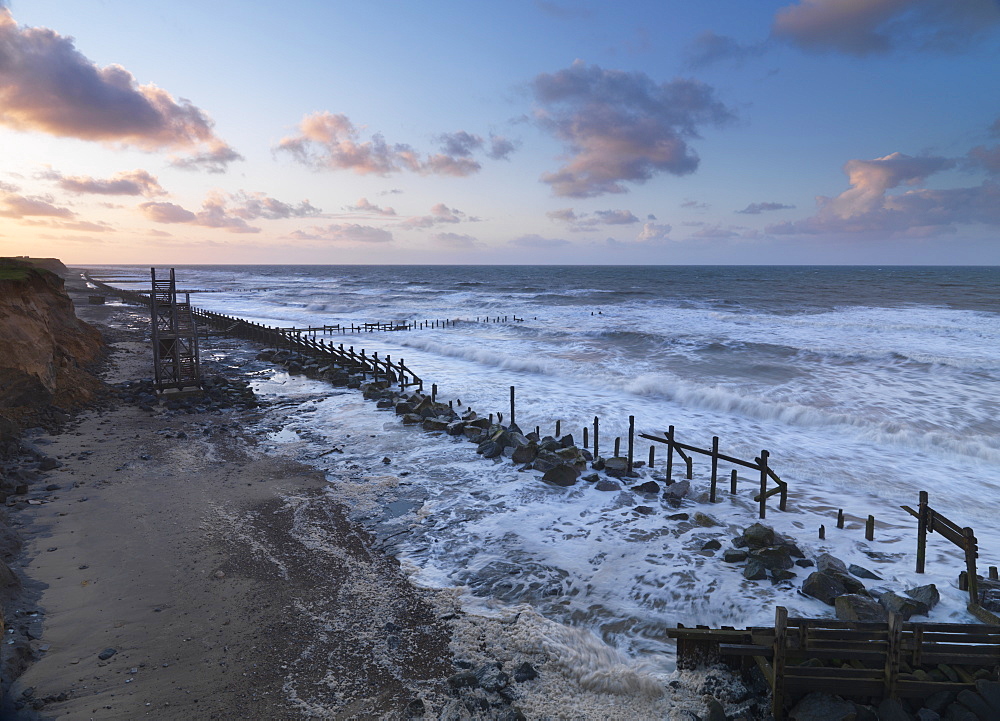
<box><xmin>0</xmin><ymin>260</ymin><xmax>105</xmax><ymax>422</ymax></box>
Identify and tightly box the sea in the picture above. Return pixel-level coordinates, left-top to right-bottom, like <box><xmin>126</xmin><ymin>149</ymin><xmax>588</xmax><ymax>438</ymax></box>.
<box><xmin>87</xmin><ymin>264</ymin><xmax>1000</xmax><ymax>671</ymax></box>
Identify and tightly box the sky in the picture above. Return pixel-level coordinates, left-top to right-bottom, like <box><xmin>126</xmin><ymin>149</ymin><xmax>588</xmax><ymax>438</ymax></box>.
<box><xmin>1</xmin><ymin>0</ymin><xmax>999</xmax><ymax>265</ymax></box>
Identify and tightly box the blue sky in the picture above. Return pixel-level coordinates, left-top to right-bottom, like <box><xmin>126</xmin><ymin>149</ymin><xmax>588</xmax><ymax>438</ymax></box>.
<box><xmin>1</xmin><ymin>0</ymin><xmax>999</xmax><ymax>264</ymax></box>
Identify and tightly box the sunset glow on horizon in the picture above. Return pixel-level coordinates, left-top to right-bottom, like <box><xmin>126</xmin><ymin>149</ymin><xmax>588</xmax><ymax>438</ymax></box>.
<box><xmin>1</xmin><ymin>0</ymin><xmax>999</xmax><ymax>265</ymax></box>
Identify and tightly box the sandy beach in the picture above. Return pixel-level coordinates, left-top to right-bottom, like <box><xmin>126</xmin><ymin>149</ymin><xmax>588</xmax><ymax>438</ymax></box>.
<box><xmin>0</xmin><ymin>273</ymin><xmax>748</xmax><ymax>720</ymax></box>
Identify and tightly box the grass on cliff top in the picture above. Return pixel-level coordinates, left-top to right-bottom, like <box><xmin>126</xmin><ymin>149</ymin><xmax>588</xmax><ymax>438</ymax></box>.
<box><xmin>0</xmin><ymin>266</ymin><xmax>33</xmax><ymax>281</ymax></box>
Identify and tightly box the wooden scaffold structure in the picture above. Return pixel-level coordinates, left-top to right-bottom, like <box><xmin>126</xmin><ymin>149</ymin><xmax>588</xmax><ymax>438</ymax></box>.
<box><xmin>150</xmin><ymin>267</ymin><xmax>202</xmax><ymax>392</ymax></box>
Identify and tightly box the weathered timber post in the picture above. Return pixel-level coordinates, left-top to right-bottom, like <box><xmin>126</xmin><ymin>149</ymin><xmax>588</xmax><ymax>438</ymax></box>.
<box><xmin>398</xmin><ymin>358</ymin><xmax>406</xmax><ymax>390</ymax></box>
<box><xmin>964</xmin><ymin>527</ymin><xmax>979</xmax><ymax>606</ymax></box>
<box><xmin>884</xmin><ymin>612</ymin><xmax>903</xmax><ymax>700</ymax></box>
<box><xmin>431</xmin><ymin>384</ymin><xmax>437</xmax><ymax>402</ymax></box>
<box><xmin>648</xmin><ymin>445</ymin><xmax>654</xmax><ymax>468</ymax></box>
<box><xmin>665</xmin><ymin>426</ymin><xmax>675</xmax><ymax>481</ymax></box>
<box><xmin>710</xmin><ymin>436</ymin><xmax>719</xmax><ymax>503</ymax></box>
<box><xmin>758</xmin><ymin>450</ymin><xmax>769</xmax><ymax>519</ymax></box>
<box><xmin>837</xmin><ymin>509</ymin><xmax>845</xmax><ymax>529</ymax></box>
<box><xmin>990</xmin><ymin>567</ymin><xmax>999</xmax><ymax>581</ymax></box>
<box><xmin>614</xmin><ymin>437</ymin><xmax>620</xmax><ymax>458</ymax></box>
<box><xmin>730</xmin><ymin>469</ymin><xmax>737</xmax><ymax>494</ymax></box>
<box><xmin>686</xmin><ymin>456</ymin><xmax>693</xmax><ymax>480</ymax></box>
<box><xmin>509</xmin><ymin>386</ymin><xmax>515</xmax><ymax>427</ymax></box>
<box><xmin>627</xmin><ymin>416</ymin><xmax>634</xmax><ymax>474</ymax></box>
<box><xmin>772</xmin><ymin>606</ymin><xmax>788</xmax><ymax>720</ymax></box>
<box><xmin>866</xmin><ymin>515</ymin><xmax>875</xmax><ymax>541</ymax></box>
<box><xmin>583</xmin><ymin>427</ymin><xmax>588</xmax><ymax>448</ymax></box>
<box><xmin>593</xmin><ymin>417</ymin><xmax>599</xmax><ymax>458</ymax></box>
<box><xmin>555</xmin><ymin>420</ymin><xmax>561</xmax><ymax>437</ymax></box>
<box><xmin>916</xmin><ymin>491</ymin><xmax>929</xmax><ymax>574</ymax></box>
<box><xmin>819</xmin><ymin>525</ymin><xmax>825</xmax><ymax>540</ymax></box>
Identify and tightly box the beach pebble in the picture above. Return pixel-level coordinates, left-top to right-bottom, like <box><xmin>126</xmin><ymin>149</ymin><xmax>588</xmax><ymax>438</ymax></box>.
<box><xmin>97</xmin><ymin>648</ymin><xmax>117</xmax><ymax>660</ymax></box>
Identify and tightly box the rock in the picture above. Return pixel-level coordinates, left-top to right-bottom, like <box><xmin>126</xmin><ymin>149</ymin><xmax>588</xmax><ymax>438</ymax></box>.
<box><xmin>581</xmin><ymin>473</ymin><xmax>599</xmax><ymax>483</ymax></box>
<box><xmin>382</xmin><ymin>457</ymin><xmax>391</xmax><ymax>465</ymax></box>
<box><xmin>704</xmin><ymin>698</ymin><xmax>727</xmax><ymax>721</ymax></box>
<box><xmin>531</xmin><ymin>451</ymin><xmax>562</xmax><ymax>473</ymax></box>
<box><xmin>404</xmin><ymin>698</ymin><xmax>425</xmax><ymax>718</ymax></box>
<box><xmin>38</xmin><ymin>457</ymin><xmax>59</xmax><ymax>471</ymax></box>
<box><xmin>44</xmin><ymin>484</ymin><xmax>60</xmax><ymax>491</ymax></box>
<box><xmin>744</xmin><ymin>559</ymin><xmax>768</xmax><ymax>580</ymax></box>
<box><xmin>402</xmin><ymin>413</ymin><xmax>423</xmax><ymax>425</ymax></box>
<box><xmin>796</xmin><ymin>559</ymin><xmax>816</xmax><ymax>568</ymax></box>
<box><xmin>788</xmin><ymin>692</ymin><xmax>857</xmax><ymax>721</ymax></box>
<box><xmin>693</xmin><ymin>512</ymin><xmax>721</xmax><ymax>527</ymax></box>
<box><xmin>595</xmin><ymin>480</ymin><xmax>620</xmax><ymax>491</ymax></box>
<box><xmin>446</xmin><ymin>421</ymin><xmax>466</xmax><ymax>436</ymax></box>
<box><xmin>816</xmin><ymin>553</ymin><xmax>849</xmax><ymax>576</ymax></box>
<box><xmin>771</xmin><ymin>569</ymin><xmax>797</xmax><ymax>582</ymax></box>
<box><xmin>916</xmin><ymin>710</ymin><xmax>941</xmax><ymax>721</ymax></box>
<box><xmin>906</xmin><ymin>584</ymin><xmax>940</xmax><ymax>611</ymax></box>
<box><xmin>848</xmin><ymin>563</ymin><xmax>882</xmax><ymax>580</ymax></box>
<box><xmin>475</xmin><ymin>664</ymin><xmax>510</xmax><ymax>692</ymax></box>
<box><xmin>422</xmin><ymin>418</ymin><xmax>449</xmax><ymax>431</ymax></box>
<box><xmin>925</xmin><ymin>691</ymin><xmax>957</xmax><ymax>714</ymax></box>
<box><xmin>942</xmin><ymin>704</ymin><xmax>978</xmax><ymax>721</ymax></box>
<box><xmin>558</xmin><ymin>434</ymin><xmax>574</xmax><ymax>448</ymax></box>
<box><xmin>975</xmin><ymin>680</ymin><xmax>1000</xmax><ymax>713</ymax></box>
<box><xmin>835</xmin><ymin>594</ymin><xmax>888</xmax><ymax>622</ymax></box>
<box><xmin>511</xmin><ymin>444</ymin><xmax>537</xmax><ymax>464</ymax></box>
<box><xmin>667</xmin><ymin>513</ymin><xmax>690</xmax><ymax>521</ymax></box>
<box><xmin>956</xmin><ymin>690</ymin><xmax>994</xmax><ymax>721</ymax></box>
<box><xmin>447</xmin><ymin>671</ymin><xmax>478</xmax><ymax>689</ymax></box>
<box><xmin>749</xmin><ymin>546</ymin><xmax>794</xmax><ymax>571</ymax></box>
<box><xmin>701</xmin><ymin>539</ymin><xmax>722</xmax><ymax>551</ymax></box>
<box><xmin>663</xmin><ymin>480</ymin><xmax>690</xmax><ymax>501</ymax></box>
<box><xmin>740</xmin><ymin>523</ymin><xmax>776</xmax><ymax>549</ymax></box>
<box><xmin>98</xmin><ymin>648</ymin><xmax>117</xmax><ymax>660</ymax></box>
<box><xmin>478</xmin><ymin>441</ymin><xmax>503</xmax><ymax>459</ymax></box>
<box><xmin>801</xmin><ymin>571</ymin><xmax>848</xmax><ymax>605</ymax></box>
<box><xmin>630</xmin><ymin>480</ymin><xmax>660</xmax><ymax>494</ymax></box>
<box><xmin>542</xmin><ymin>464</ymin><xmax>580</xmax><ymax>487</ymax></box>
<box><xmin>877</xmin><ymin>698</ymin><xmax>916</xmax><ymax>721</ymax></box>
<box><xmin>633</xmin><ymin>506</ymin><xmax>654</xmax><ymax>515</ymax></box>
<box><xmin>880</xmin><ymin>590</ymin><xmax>929</xmax><ymax>620</ymax></box>
<box><xmin>603</xmin><ymin>457</ymin><xmax>629</xmax><ymax>478</ymax></box>
<box><xmin>513</xmin><ymin>661</ymin><xmax>538</xmax><ymax>682</ymax></box>
<box><xmin>722</xmin><ymin>549</ymin><xmax>748</xmax><ymax>563</ymax></box>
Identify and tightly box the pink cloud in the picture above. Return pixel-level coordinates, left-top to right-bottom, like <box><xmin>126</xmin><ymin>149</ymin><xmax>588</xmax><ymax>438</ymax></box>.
<box><xmin>345</xmin><ymin>197</ymin><xmax>396</xmax><ymax>216</ymax></box>
<box><xmin>772</xmin><ymin>0</ymin><xmax>1000</xmax><ymax>55</ymax></box>
<box><xmin>547</xmin><ymin>207</ymin><xmax>641</xmax><ymax>231</ymax></box>
<box><xmin>433</xmin><ymin>232</ymin><xmax>482</xmax><ymax>249</ymax></box>
<box><xmin>277</xmin><ymin>112</ymin><xmax>503</xmax><ymax>177</ymax></box>
<box><xmin>54</xmin><ymin>169</ymin><xmax>166</xmax><ymax>197</ymax></box>
<box><xmin>289</xmin><ymin>223</ymin><xmax>393</xmax><ymax>244</ymax></box>
<box><xmin>400</xmin><ymin>203</ymin><xmax>479</xmax><ymax>230</ymax></box>
<box><xmin>0</xmin><ymin>9</ymin><xmax>241</xmax><ymax>169</ymax></box>
<box><xmin>138</xmin><ymin>190</ymin><xmax>319</xmax><ymax>233</ymax></box>
<box><xmin>139</xmin><ymin>201</ymin><xmax>197</xmax><ymax>224</ymax></box>
<box><xmin>531</xmin><ymin>61</ymin><xmax>734</xmax><ymax>197</ymax></box>
<box><xmin>0</xmin><ymin>191</ymin><xmax>74</xmax><ymax>218</ymax></box>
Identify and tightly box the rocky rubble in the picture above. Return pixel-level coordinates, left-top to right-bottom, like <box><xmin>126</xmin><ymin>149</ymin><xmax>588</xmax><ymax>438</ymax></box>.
<box><xmin>787</xmin><ymin>680</ymin><xmax>1000</xmax><ymax>721</ymax></box>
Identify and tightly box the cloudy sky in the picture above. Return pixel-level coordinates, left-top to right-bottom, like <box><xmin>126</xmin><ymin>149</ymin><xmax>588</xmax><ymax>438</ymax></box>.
<box><xmin>1</xmin><ymin>0</ymin><xmax>999</xmax><ymax>265</ymax></box>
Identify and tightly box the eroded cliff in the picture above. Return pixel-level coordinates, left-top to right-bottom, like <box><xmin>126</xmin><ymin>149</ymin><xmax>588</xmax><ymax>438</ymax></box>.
<box><xmin>0</xmin><ymin>258</ymin><xmax>104</xmax><ymax>435</ymax></box>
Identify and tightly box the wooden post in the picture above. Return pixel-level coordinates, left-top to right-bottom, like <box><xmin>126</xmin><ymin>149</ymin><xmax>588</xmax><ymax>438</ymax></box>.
<box><xmin>666</xmin><ymin>426</ymin><xmax>674</xmax><ymax>481</ymax></box>
<box><xmin>489</xmin><ymin>413</ymin><xmax>494</xmax><ymax>424</ymax></box>
<box><xmin>593</xmin><ymin>417</ymin><xmax>599</xmax><ymax>458</ymax></box>
<box><xmin>772</xmin><ymin>606</ymin><xmax>787</xmax><ymax>720</ymax></box>
<box><xmin>431</xmin><ymin>383</ymin><xmax>437</xmax><ymax>402</ymax></box>
<box><xmin>555</xmin><ymin>420</ymin><xmax>561</xmax><ymax>437</ymax></box>
<box><xmin>758</xmin><ymin>450</ymin><xmax>769</xmax><ymax>519</ymax></box>
<box><xmin>583</xmin><ymin>427</ymin><xmax>588</xmax><ymax>448</ymax></box>
<box><xmin>614</xmin><ymin>437</ymin><xmax>621</xmax><ymax>458</ymax></box>
<box><xmin>509</xmin><ymin>386</ymin><xmax>515</xmax><ymax>427</ymax></box>
<box><xmin>710</xmin><ymin>436</ymin><xmax>719</xmax><ymax>503</ymax></box>
<box><xmin>837</xmin><ymin>509</ymin><xmax>845</xmax><ymax>529</ymax></box>
<box><xmin>686</xmin><ymin>457</ymin><xmax>693</xmax><ymax>480</ymax></box>
<box><xmin>648</xmin><ymin>445</ymin><xmax>655</xmax><ymax>468</ymax></box>
<box><xmin>990</xmin><ymin>566</ymin><xmax>998</xmax><ymax>581</ymax></box>
<box><xmin>916</xmin><ymin>491</ymin><xmax>928</xmax><ymax>574</ymax></box>
<box><xmin>627</xmin><ymin>415</ymin><xmax>634</xmax><ymax>474</ymax></box>
<box><xmin>884</xmin><ymin>612</ymin><xmax>902</xmax><ymax>700</ymax></box>
<box><xmin>866</xmin><ymin>515</ymin><xmax>875</xmax><ymax>541</ymax></box>
<box><xmin>398</xmin><ymin>358</ymin><xmax>405</xmax><ymax>390</ymax></box>
<box><xmin>964</xmin><ymin>527</ymin><xmax>979</xmax><ymax>606</ymax></box>
<box><xmin>819</xmin><ymin>525</ymin><xmax>825</xmax><ymax>540</ymax></box>
<box><xmin>730</xmin><ymin>469</ymin><xmax>737</xmax><ymax>494</ymax></box>
<box><xmin>535</xmin><ymin>426</ymin><xmax>540</xmax><ymax>437</ymax></box>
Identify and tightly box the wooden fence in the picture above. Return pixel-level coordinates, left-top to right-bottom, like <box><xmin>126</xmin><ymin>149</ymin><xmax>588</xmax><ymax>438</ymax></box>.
<box><xmin>669</xmin><ymin>607</ymin><xmax>1000</xmax><ymax>719</ymax></box>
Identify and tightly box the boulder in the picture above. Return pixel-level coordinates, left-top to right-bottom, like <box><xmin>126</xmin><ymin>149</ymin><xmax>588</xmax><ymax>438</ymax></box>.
<box><xmin>835</xmin><ymin>594</ymin><xmax>888</xmax><ymax>623</ymax></box>
<box><xmin>749</xmin><ymin>546</ymin><xmax>794</xmax><ymax>571</ymax></box>
<box><xmin>663</xmin><ymin>480</ymin><xmax>690</xmax><ymax>501</ymax></box>
<box><xmin>401</xmin><ymin>413</ymin><xmax>423</xmax><ymax>425</ymax></box>
<box><xmin>513</xmin><ymin>662</ymin><xmax>538</xmax><ymax>682</ymax></box>
<box><xmin>693</xmin><ymin>512</ymin><xmax>721</xmax><ymax>527</ymax></box>
<box><xmin>879</xmin><ymin>590</ymin><xmax>929</xmax><ymax>620</ymax></box>
<box><xmin>788</xmin><ymin>692</ymin><xmax>858</xmax><ymax>721</ymax></box>
<box><xmin>905</xmin><ymin>584</ymin><xmax>940</xmax><ymax>611</ymax></box>
<box><xmin>423</xmin><ymin>418</ymin><xmax>450</xmax><ymax>431</ymax></box>
<box><xmin>744</xmin><ymin>559</ymin><xmax>768</xmax><ymax>580</ymax></box>
<box><xmin>631</xmin><ymin>480</ymin><xmax>660</xmax><ymax>494</ymax></box>
<box><xmin>477</xmin><ymin>441</ymin><xmax>504</xmax><ymax>459</ymax></box>
<box><xmin>877</xmin><ymin>698</ymin><xmax>916</xmax><ymax>721</ymax></box>
<box><xmin>722</xmin><ymin>549</ymin><xmax>748</xmax><ymax>563</ymax></box>
<box><xmin>603</xmin><ymin>457</ymin><xmax>628</xmax><ymax>478</ymax></box>
<box><xmin>446</xmin><ymin>421</ymin><xmax>466</xmax><ymax>436</ymax></box>
<box><xmin>595</xmin><ymin>480</ymin><xmax>620</xmax><ymax>492</ymax></box>
<box><xmin>542</xmin><ymin>464</ymin><xmax>580</xmax><ymax>487</ymax></box>
<box><xmin>740</xmin><ymin>523</ymin><xmax>775</xmax><ymax>549</ymax></box>
<box><xmin>558</xmin><ymin>434</ymin><xmax>575</xmax><ymax>448</ymax></box>
<box><xmin>817</xmin><ymin>553</ymin><xmax>849</xmax><ymax>576</ymax></box>
<box><xmin>511</xmin><ymin>444</ymin><xmax>538</xmax><ymax>465</ymax></box>
<box><xmin>975</xmin><ymin>680</ymin><xmax>1000</xmax><ymax>714</ymax></box>
<box><xmin>848</xmin><ymin>563</ymin><xmax>882</xmax><ymax>580</ymax></box>
<box><xmin>701</xmin><ymin>539</ymin><xmax>722</xmax><ymax>551</ymax></box>
<box><xmin>801</xmin><ymin>571</ymin><xmax>848</xmax><ymax>606</ymax></box>
<box><xmin>771</xmin><ymin>569</ymin><xmax>797</xmax><ymax>582</ymax></box>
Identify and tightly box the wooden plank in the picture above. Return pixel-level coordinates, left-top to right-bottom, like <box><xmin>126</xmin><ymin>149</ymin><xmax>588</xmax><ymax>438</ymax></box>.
<box><xmin>896</xmin><ymin>679</ymin><xmax>979</xmax><ymax>697</ymax></box>
<box><xmin>784</xmin><ymin>648</ymin><xmax>887</xmax><ymax>663</ymax></box>
<box><xmin>967</xmin><ymin>603</ymin><xmax>1000</xmax><ymax>626</ymax></box>
<box><xmin>785</xmin><ymin>666</ymin><xmax>884</xmax><ymax>680</ymax></box>
<box><xmin>772</xmin><ymin>606</ymin><xmax>787</xmax><ymax>721</ymax></box>
<box><xmin>785</xmin><ymin>678</ymin><xmax>884</xmax><ymax>696</ymax></box>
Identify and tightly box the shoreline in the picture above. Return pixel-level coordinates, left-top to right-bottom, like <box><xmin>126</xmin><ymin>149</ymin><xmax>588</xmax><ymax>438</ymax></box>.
<box><xmin>1</xmin><ymin>271</ymin><xmax>744</xmax><ymax>719</ymax></box>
